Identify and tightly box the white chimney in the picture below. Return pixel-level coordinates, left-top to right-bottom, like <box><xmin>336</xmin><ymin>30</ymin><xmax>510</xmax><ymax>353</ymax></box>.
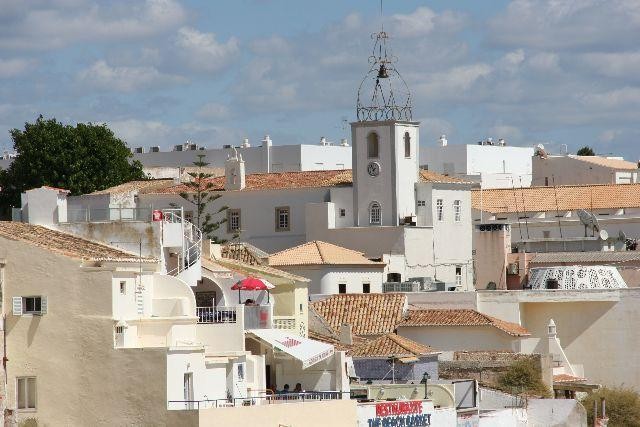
<box><xmin>498</xmin><ymin>138</ymin><xmax>506</xmax><ymax>146</ymax></box>
<box><xmin>320</xmin><ymin>136</ymin><xmax>328</xmax><ymax>146</ymax></box>
<box><xmin>439</xmin><ymin>134</ymin><xmax>448</xmax><ymax>147</ymax></box>
<box><xmin>241</xmin><ymin>138</ymin><xmax>251</xmax><ymax>148</ymax></box>
<box><xmin>339</xmin><ymin>323</ymin><xmax>353</xmax><ymax>346</ymax></box>
<box><xmin>225</xmin><ymin>148</ymin><xmax>245</xmax><ymax>191</ymax></box>
<box><xmin>261</xmin><ymin>135</ymin><xmax>272</xmax><ymax>147</ymax></box>
<box><xmin>340</xmin><ymin>138</ymin><xmax>349</xmax><ymax>147</ymax></box>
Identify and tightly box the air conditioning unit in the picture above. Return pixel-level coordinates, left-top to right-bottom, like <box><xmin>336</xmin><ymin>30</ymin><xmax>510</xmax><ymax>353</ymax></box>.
<box><xmin>189</xmin><ymin>144</ymin><xmax>198</xmax><ymax>151</ymax></box>
<box><xmin>134</xmin><ymin>147</ymin><xmax>144</xmax><ymax>154</ymax></box>
<box><xmin>174</xmin><ymin>144</ymin><xmax>183</xmax><ymax>152</ymax></box>
<box><xmin>506</xmin><ymin>263</ymin><xmax>519</xmax><ymax>275</ymax></box>
<box><xmin>150</xmin><ymin>146</ymin><xmax>160</xmax><ymax>153</ymax></box>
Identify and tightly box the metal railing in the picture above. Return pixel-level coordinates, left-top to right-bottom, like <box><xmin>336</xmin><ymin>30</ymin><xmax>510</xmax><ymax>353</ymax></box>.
<box><xmin>382</xmin><ymin>281</ymin><xmax>453</xmax><ymax>293</ymax></box>
<box><xmin>196</xmin><ymin>306</ymin><xmax>237</xmax><ymax>324</ymax></box>
<box><xmin>163</xmin><ymin>209</ymin><xmax>202</xmax><ymax>278</ymax></box>
<box><xmin>65</xmin><ymin>207</ymin><xmax>153</xmax><ymax>223</ymax></box>
<box><xmin>168</xmin><ymin>391</ymin><xmax>349</xmax><ymax>410</ymax></box>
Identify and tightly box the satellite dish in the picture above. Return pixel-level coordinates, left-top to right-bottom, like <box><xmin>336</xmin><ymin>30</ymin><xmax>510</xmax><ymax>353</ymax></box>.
<box><xmin>599</xmin><ymin>230</ymin><xmax>609</xmax><ymax>241</ymax></box>
<box><xmin>619</xmin><ymin>230</ymin><xmax>627</xmax><ymax>241</ymax></box>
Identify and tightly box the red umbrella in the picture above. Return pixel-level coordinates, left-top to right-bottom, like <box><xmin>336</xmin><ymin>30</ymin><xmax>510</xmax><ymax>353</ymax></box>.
<box><xmin>231</xmin><ymin>277</ymin><xmax>275</xmax><ymax>303</ymax></box>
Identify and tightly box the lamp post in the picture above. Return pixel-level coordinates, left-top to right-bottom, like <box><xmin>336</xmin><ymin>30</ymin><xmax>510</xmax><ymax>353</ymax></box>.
<box><xmin>421</xmin><ymin>372</ymin><xmax>430</xmax><ymax>399</ymax></box>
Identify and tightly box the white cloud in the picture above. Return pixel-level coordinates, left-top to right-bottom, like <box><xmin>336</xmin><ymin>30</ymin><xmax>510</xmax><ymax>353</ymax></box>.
<box><xmin>389</xmin><ymin>7</ymin><xmax>465</xmax><ymax>38</ymax></box>
<box><xmin>175</xmin><ymin>27</ymin><xmax>239</xmax><ymax>73</ymax></box>
<box><xmin>580</xmin><ymin>51</ymin><xmax>640</xmax><ymax>79</ymax></box>
<box><xmin>413</xmin><ymin>63</ymin><xmax>493</xmax><ymax>100</ymax></box>
<box><xmin>196</xmin><ymin>103</ymin><xmax>231</xmax><ymax>120</ymax></box>
<box><xmin>489</xmin><ymin>125</ymin><xmax>523</xmax><ymax>144</ymax></box>
<box><xmin>0</xmin><ymin>58</ymin><xmax>35</xmax><ymax>78</ymax></box>
<box><xmin>0</xmin><ymin>0</ymin><xmax>186</xmax><ymax>50</ymax></box>
<box><xmin>78</xmin><ymin>60</ymin><xmax>186</xmax><ymax>92</ymax></box>
<box><xmin>599</xmin><ymin>129</ymin><xmax>622</xmax><ymax>143</ymax></box>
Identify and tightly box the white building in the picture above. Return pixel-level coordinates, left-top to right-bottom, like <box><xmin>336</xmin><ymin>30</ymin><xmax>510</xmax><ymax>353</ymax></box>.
<box><xmin>133</xmin><ymin>136</ymin><xmax>352</xmax><ymax>174</ymax></box>
<box><xmin>532</xmin><ymin>154</ymin><xmax>639</xmax><ymax>186</ymax></box>
<box><xmin>422</xmin><ymin>138</ymin><xmax>534</xmax><ymax>189</ymax></box>
<box><xmin>268</xmin><ymin>240</ymin><xmax>387</xmax><ymax>295</ymax></box>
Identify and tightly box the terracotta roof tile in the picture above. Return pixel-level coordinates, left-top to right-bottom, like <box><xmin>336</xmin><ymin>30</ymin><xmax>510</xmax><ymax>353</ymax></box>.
<box><xmin>90</xmin><ymin>179</ymin><xmax>174</xmax><ymax>195</ymax></box>
<box><xmin>348</xmin><ymin>333</ymin><xmax>438</xmax><ymax>358</ymax></box>
<box><xmin>310</xmin><ymin>294</ymin><xmax>406</xmax><ymax>336</ymax></box>
<box><xmin>553</xmin><ymin>374</ymin><xmax>587</xmax><ymax>383</ymax></box>
<box><xmin>307</xmin><ymin>331</ymin><xmax>368</xmax><ymax>352</ymax></box>
<box><xmin>148</xmin><ymin>169</ymin><xmax>353</xmax><ymax>193</ymax></box>
<box><xmin>570</xmin><ymin>155</ymin><xmax>638</xmax><ymax>170</ymax></box>
<box><xmin>0</xmin><ymin>222</ymin><xmax>156</xmax><ymax>263</ymax></box>
<box><xmin>472</xmin><ymin>183</ymin><xmax>640</xmax><ymax>214</ymax></box>
<box><xmin>146</xmin><ymin>168</ymin><xmax>471</xmax><ymax>195</ymax></box>
<box><xmin>269</xmin><ymin>241</ymin><xmax>385</xmax><ymax>267</ymax></box>
<box><xmin>400</xmin><ymin>309</ymin><xmax>530</xmax><ymax>337</ymax></box>
<box><xmin>419</xmin><ymin>170</ymin><xmax>473</xmax><ymax>184</ymax></box>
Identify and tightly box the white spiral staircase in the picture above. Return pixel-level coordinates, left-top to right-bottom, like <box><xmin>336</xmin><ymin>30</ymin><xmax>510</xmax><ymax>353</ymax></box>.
<box><xmin>161</xmin><ymin>209</ymin><xmax>202</xmax><ymax>287</ymax></box>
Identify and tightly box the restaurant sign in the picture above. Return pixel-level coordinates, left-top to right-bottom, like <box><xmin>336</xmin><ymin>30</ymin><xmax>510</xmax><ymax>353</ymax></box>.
<box><xmin>357</xmin><ymin>400</ymin><xmax>434</xmax><ymax>427</ymax></box>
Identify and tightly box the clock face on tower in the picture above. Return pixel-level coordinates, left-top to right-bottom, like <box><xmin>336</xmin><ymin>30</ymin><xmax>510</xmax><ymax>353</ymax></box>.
<box><xmin>367</xmin><ymin>161</ymin><xmax>381</xmax><ymax>177</ymax></box>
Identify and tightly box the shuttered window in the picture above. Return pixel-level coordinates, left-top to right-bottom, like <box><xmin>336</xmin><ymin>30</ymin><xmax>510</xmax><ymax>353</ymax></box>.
<box><xmin>13</xmin><ymin>296</ymin><xmax>47</xmax><ymax>316</ymax></box>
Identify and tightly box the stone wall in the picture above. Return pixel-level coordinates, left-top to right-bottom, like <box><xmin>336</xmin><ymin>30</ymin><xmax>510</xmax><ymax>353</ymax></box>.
<box><xmin>439</xmin><ymin>351</ymin><xmax>542</xmax><ymax>389</ymax></box>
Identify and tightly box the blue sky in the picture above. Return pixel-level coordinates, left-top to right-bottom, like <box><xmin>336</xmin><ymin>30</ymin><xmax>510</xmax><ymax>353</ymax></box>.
<box><xmin>1</xmin><ymin>0</ymin><xmax>639</xmax><ymax>159</ymax></box>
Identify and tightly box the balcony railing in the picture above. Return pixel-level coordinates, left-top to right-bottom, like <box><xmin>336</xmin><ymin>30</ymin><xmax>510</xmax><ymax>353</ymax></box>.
<box><xmin>196</xmin><ymin>306</ymin><xmax>237</xmax><ymax>324</ymax></box>
<box><xmin>168</xmin><ymin>391</ymin><xmax>349</xmax><ymax>410</ymax></box>
<box><xmin>382</xmin><ymin>281</ymin><xmax>454</xmax><ymax>293</ymax></box>
<box><xmin>65</xmin><ymin>207</ymin><xmax>153</xmax><ymax>223</ymax></box>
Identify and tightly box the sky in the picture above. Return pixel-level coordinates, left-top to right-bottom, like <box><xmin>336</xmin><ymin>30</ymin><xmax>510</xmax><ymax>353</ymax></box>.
<box><xmin>0</xmin><ymin>0</ymin><xmax>639</xmax><ymax>159</ymax></box>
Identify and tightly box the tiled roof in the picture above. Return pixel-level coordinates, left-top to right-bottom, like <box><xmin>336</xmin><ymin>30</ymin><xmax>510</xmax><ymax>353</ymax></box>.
<box><xmin>90</xmin><ymin>179</ymin><xmax>174</xmax><ymax>195</ymax></box>
<box><xmin>531</xmin><ymin>251</ymin><xmax>640</xmax><ymax>264</ymax></box>
<box><xmin>348</xmin><ymin>333</ymin><xmax>437</xmax><ymax>358</ymax></box>
<box><xmin>206</xmin><ymin>257</ymin><xmax>310</xmax><ymax>284</ymax></box>
<box><xmin>553</xmin><ymin>374</ymin><xmax>587</xmax><ymax>383</ymax></box>
<box><xmin>0</xmin><ymin>222</ymin><xmax>156</xmax><ymax>263</ymax></box>
<box><xmin>472</xmin><ymin>183</ymin><xmax>640</xmax><ymax>213</ymax></box>
<box><xmin>269</xmin><ymin>241</ymin><xmax>385</xmax><ymax>267</ymax></box>
<box><xmin>310</xmin><ymin>294</ymin><xmax>406</xmax><ymax>336</ymax></box>
<box><xmin>307</xmin><ymin>331</ymin><xmax>368</xmax><ymax>352</ymax></box>
<box><xmin>147</xmin><ymin>169</ymin><xmax>353</xmax><ymax>193</ymax></box>
<box><xmin>222</xmin><ymin>242</ymin><xmax>269</xmax><ymax>266</ymax></box>
<box><xmin>419</xmin><ymin>170</ymin><xmax>473</xmax><ymax>184</ymax></box>
<box><xmin>145</xmin><ymin>168</ymin><xmax>470</xmax><ymax>195</ymax></box>
<box><xmin>400</xmin><ymin>309</ymin><xmax>530</xmax><ymax>337</ymax></box>
<box><xmin>570</xmin><ymin>155</ymin><xmax>638</xmax><ymax>170</ymax></box>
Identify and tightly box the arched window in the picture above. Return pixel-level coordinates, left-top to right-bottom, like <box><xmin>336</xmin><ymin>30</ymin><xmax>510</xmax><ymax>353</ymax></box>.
<box><xmin>404</xmin><ymin>132</ymin><xmax>411</xmax><ymax>158</ymax></box>
<box><xmin>367</xmin><ymin>132</ymin><xmax>379</xmax><ymax>158</ymax></box>
<box><xmin>369</xmin><ymin>201</ymin><xmax>381</xmax><ymax>225</ymax></box>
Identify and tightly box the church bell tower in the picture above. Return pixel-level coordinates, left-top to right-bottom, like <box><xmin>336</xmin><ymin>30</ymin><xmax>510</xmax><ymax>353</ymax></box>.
<box><xmin>352</xmin><ymin>29</ymin><xmax>420</xmax><ymax>227</ymax></box>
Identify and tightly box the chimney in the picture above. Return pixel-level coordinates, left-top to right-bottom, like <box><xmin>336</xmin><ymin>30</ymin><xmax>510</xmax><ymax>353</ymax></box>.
<box><xmin>210</xmin><ymin>243</ymin><xmax>222</xmax><ymax>260</ymax></box>
<box><xmin>241</xmin><ymin>138</ymin><xmax>251</xmax><ymax>148</ymax></box>
<box><xmin>225</xmin><ymin>148</ymin><xmax>246</xmax><ymax>191</ymax></box>
<box><xmin>340</xmin><ymin>138</ymin><xmax>349</xmax><ymax>147</ymax></box>
<box><xmin>261</xmin><ymin>135</ymin><xmax>272</xmax><ymax>147</ymax></box>
<box><xmin>439</xmin><ymin>135</ymin><xmax>448</xmax><ymax>147</ymax></box>
<box><xmin>339</xmin><ymin>323</ymin><xmax>353</xmax><ymax>346</ymax></box>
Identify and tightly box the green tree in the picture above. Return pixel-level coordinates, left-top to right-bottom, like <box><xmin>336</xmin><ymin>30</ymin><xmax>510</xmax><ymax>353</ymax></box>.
<box><xmin>577</xmin><ymin>146</ymin><xmax>596</xmax><ymax>156</ymax></box>
<box><xmin>497</xmin><ymin>358</ymin><xmax>551</xmax><ymax>397</ymax></box>
<box><xmin>179</xmin><ymin>154</ymin><xmax>233</xmax><ymax>243</ymax></box>
<box><xmin>582</xmin><ymin>386</ymin><xmax>640</xmax><ymax>427</ymax></box>
<box><xmin>0</xmin><ymin>116</ymin><xmax>145</xmax><ymax>213</ymax></box>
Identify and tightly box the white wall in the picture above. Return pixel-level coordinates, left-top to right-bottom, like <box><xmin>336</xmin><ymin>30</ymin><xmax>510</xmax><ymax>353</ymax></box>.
<box><xmin>532</xmin><ymin>155</ymin><xmax>638</xmax><ymax>186</ymax></box>
<box><xmin>300</xmin><ymin>145</ymin><xmax>352</xmax><ymax>171</ymax></box>
<box><xmin>277</xmin><ymin>266</ymin><xmax>385</xmax><ymax>295</ymax></box>
<box><xmin>21</xmin><ymin>187</ymin><xmax>67</xmax><ymax>225</ymax></box>
<box><xmin>397</xmin><ymin>325</ymin><xmax>521</xmax><ymax>352</ymax></box>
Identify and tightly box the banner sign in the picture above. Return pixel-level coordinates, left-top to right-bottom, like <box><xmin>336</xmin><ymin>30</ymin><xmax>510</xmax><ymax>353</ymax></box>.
<box><xmin>357</xmin><ymin>400</ymin><xmax>434</xmax><ymax>427</ymax></box>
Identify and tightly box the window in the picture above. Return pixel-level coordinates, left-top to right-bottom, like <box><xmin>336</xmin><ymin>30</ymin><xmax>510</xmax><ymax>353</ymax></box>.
<box><xmin>455</xmin><ymin>266</ymin><xmax>462</xmax><ymax>288</ymax></box>
<box><xmin>545</xmin><ymin>177</ymin><xmax>549</xmax><ymax>186</ymax></box>
<box><xmin>339</xmin><ymin>208</ymin><xmax>346</xmax><ymax>217</ymax></box>
<box><xmin>275</xmin><ymin>207</ymin><xmax>290</xmax><ymax>231</ymax></box>
<box><xmin>237</xmin><ymin>363</ymin><xmax>245</xmax><ymax>381</ymax></box>
<box><xmin>543</xmin><ymin>230</ymin><xmax>551</xmax><ymax>238</ymax></box>
<box><xmin>362</xmin><ymin>283</ymin><xmax>370</xmax><ymax>294</ymax></box>
<box><xmin>436</xmin><ymin>199</ymin><xmax>444</xmax><ymax>221</ymax></box>
<box><xmin>417</xmin><ymin>200</ymin><xmax>426</xmax><ymax>207</ymax></box>
<box><xmin>404</xmin><ymin>132</ymin><xmax>411</xmax><ymax>158</ymax></box>
<box><xmin>13</xmin><ymin>296</ymin><xmax>47</xmax><ymax>316</ymax></box>
<box><xmin>453</xmin><ymin>200</ymin><xmax>461</xmax><ymax>222</ymax></box>
<box><xmin>17</xmin><ymin>377</ymin><xmax>36</xmax><ymax>410</ymax></box>
<box><xmin>387</xmin><ymin>273</ymin><xmax>401</xmax><ymax>283</ymax></box>
<box><xmin>338</xmin><ymin>283</ymin><xmax>346</xmax><ymax>294</ymax></box>
<box><xmin>369</xmin><ymin>202</ymin><xmax>381</xmax><ymax>225</ymax></box>
<box><xmin>120</xmin><ymin>281</ymin><xmax>126</xmax><ymax>295</ymax></box>
<box><xmin>367</xmin><ymin>132</ymin><xmax>379</xmax><ymax>158</ymax></box>
<box><xmin>227</xmin><ymin>209</ymin><xmax>241</xmax><ymax>233</ymax></box>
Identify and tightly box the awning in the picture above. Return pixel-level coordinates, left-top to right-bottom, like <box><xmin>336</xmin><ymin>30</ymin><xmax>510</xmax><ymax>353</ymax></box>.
<box><xmin>247</xmin><ymin>329</ymin><xmax>335</xmax><ymax>369</ymax></box>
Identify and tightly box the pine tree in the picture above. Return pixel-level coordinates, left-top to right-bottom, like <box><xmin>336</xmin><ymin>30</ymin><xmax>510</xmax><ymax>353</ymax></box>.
<box><xmin>179</xmin><ymin>154</ymin><xmax>236</xmax><ymax>243</ymax></box>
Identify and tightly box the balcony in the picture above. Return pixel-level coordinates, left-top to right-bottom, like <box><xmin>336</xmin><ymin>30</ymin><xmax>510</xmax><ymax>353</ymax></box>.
<box><xmin>196</xmin><ymin>306</ymin><xmax>238</xmax><ymax>324</ymax></box>
<box><xmin>196</xmin><ymin>305</ymin><xmax>272</xmax><ymax>328</ymax></box>
<box><xmin>382</xmin><ymin>281</ymin><xmax>456</xmax><ymax>293</ymax></box>
<box><xmin>65</xmin><ymin>207</ymin><xmax>153</xmax><ymax>223</ymax></box>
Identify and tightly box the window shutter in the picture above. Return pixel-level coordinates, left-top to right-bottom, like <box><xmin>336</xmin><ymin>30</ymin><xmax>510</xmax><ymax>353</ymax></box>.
<box><xmin>12</xmin><ymin>297</ymin><xmax>22</xmax><ymax>316</ymax></box>
<box><xmin>40</xmin><ymin>296</ymin><xmax>47</xmax><ymax>315</ymax></box>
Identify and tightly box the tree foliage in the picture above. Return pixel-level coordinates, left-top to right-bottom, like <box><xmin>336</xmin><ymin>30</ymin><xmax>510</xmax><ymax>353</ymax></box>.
<box><xmin>577</xmin><ymin>146</ymin><xmax>596</xmax><ymax>156</ymax></box>
<box><xmin>582</xmin><ymin>386</ymin><xmax>640</xmax><ymax>427</ymax></box>
<box><xmin>497</xmin><ymin>359</ymin><xmax>551</xmax><ymax>397</ymax></box>
<box><xmin>179</xmin><ymin>154</ymin><xmax>234</xmax><ymax>243</ymax></box>
<box><xmin>0</xmin><ymin>115</ymin><xmax>145</xmax><ymax>212</ymax></box>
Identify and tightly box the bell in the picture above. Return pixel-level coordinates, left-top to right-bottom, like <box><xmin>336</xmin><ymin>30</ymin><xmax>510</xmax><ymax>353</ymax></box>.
<box><xmin>377</xmin><ymin>63</ymin><xmax>389</xmax><ymax>79</ymax></box>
